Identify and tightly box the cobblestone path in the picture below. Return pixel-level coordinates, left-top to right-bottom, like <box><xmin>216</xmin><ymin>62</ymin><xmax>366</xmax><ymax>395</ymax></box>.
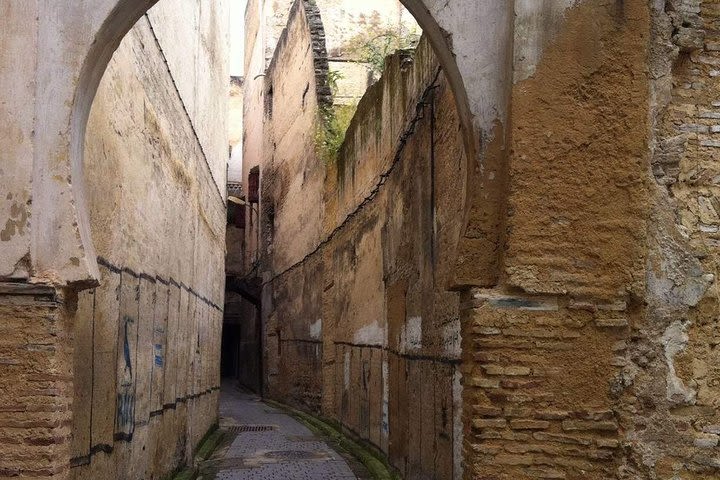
<box><xmin>199</xmin><ymin>384</ymin><xmax>360</xmax><ymax>480</ymax></box>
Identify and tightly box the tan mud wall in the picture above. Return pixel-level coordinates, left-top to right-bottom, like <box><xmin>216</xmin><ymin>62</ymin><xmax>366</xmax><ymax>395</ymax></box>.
<box><xmin>461</xmin><ymin>1</ymin><xmax>720</xmax><ymax>479</ymax></box>
<box><xmin>258</xmin><ymin>1</ymin><xmax>720</xmax><ymax>479</ymax></box>
<box><xmin>262</xmin><ymin>0</ymin><xmax>330</xmax><ymax>275</ymax></box>
<box><xmin>241</xmin><ymin>0</ymin><xmax>267</xmax><ymax>269</ymax></box>
<box><xmin>68</xmin><ymin>3</ymin><xmax>228</xmax><ymax>478</ymax></box>
<box><xmin>461</xmin><ymin>2</ymin><xmax>652</xmax><ymax>479</ymax></box>
<box><xmin>241</xmin><ymin>0</ymin><xmax>419</xmax><ymax>269</ymax></box>
<box><xmin>258</xmin><ymin>2</ymin><xmax>465</xmax><ymax>474</ymax></box>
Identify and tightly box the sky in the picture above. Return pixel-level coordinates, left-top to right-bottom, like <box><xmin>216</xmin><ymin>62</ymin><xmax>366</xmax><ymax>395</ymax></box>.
<box><xmin>229</xmin><ymin>0</ymin><xmax>247</xmax><ymax>76</ymax></box>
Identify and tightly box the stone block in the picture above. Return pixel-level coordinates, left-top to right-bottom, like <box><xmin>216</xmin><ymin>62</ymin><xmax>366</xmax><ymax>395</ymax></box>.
<box><xmin>510</xmin><ymin>419</ymin><xmax>550</xmax><ymax>430</ymax></box>
<box><xmin>473</xmin><ymin>418</ymin><xmax>508</xmax><ymax>430</ymax></box>
<box><xmin>562</xmin><ymin>420</ymin><xmax>618</xmax><ymax>432</ymax></box>
<box><xmin>693</xmin><ymin>435</ymin><xmax>719</xmax><ymax>448</ymax></box>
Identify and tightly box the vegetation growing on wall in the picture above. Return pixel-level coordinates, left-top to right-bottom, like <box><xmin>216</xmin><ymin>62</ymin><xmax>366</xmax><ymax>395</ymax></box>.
<box><xmin>315</xmin><ymin>70</ymin><xmax>356</xmax><ymax>164</ymax></box>
<box><xmin>315</xmin><ymin>25</ymin><xmax>420</xmax><ymax>165</ymax></box>
<box><xmin>315</xmin><ymin>105</ymin><xmax>356</xmax><ymax>164</ymax></box>
<box><xmin>344</xmin><ymin>27</ymin><xmax>420</xmax><ymax>77</ymax></box>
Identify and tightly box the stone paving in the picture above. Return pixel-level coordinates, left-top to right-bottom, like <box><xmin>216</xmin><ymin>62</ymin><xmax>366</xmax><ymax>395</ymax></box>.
<box><xmin>201</xmin><ymin>383</ymin><xmax>358</xmax><ymax>480</ymax></box>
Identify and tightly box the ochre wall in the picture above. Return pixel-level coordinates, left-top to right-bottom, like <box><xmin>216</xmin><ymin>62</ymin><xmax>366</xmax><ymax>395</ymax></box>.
<box><xmin>258</xmin><ymin>3</ymin><xmax>465</xmax><ymax>475</ymax></box>
<box><xmin>462</xmin><ymin>2</ymin><xmax>651</xmax><ymax>479</ymax></box>
<box><xmin>2</xmin><ymin>0</ymin><xmax>715</xmax><ymax>479</ymax></box>
<box><xmin>68</xmin><ymin>2</ymin><xmax>228</xmax><ymax>478</ymax></box>
<box><xmin>462</xmin><ymin>1</ymin><xmax>719</xmax><ymax>479</ymax></box>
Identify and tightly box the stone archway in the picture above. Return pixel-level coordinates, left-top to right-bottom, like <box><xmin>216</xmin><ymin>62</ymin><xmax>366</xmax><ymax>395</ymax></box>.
<box><xmin>20</xmin><ymin>0</ymin><xmax>514</xmax><ymax>291</ymax></box>
<box><xmin>0</xmin><ymin>1</ymin><xmax>514</xmax><ymax>478</ymax></box>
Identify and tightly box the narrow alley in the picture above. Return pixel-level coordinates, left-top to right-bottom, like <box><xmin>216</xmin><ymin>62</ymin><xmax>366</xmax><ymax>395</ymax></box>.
<box><xmin>3</xmin><ymin>0</ymin><xmax>720</xmax><ymax>479</ymax></box>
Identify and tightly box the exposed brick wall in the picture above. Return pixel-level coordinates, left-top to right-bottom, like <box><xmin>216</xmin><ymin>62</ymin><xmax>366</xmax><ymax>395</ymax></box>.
<box><xmin>0</xmin><ymin>285</ymin><xmax>73</xmax><ymax>479</ymax></box>
<box><xmin>461</xmin><ymin>290</ymin><xmax>630</xmax><ymax>479</ymax></box>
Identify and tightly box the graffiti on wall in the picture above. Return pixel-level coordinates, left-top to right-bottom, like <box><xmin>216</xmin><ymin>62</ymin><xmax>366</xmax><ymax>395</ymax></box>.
<box><xmin>116</xmin><ymin>314</ymin><xmax>136</xmax><ymax>439</ymax></box>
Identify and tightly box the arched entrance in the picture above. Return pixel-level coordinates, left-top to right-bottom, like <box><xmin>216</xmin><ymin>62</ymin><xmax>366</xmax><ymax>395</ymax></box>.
<box><xmin>58</xmin><ymin>0</ymin><xmax>513</xmax><ymax>290</ymax></box>
<box><xmin>2</xmin><ymin>1</ymin><xmax>515</xmax><ymax>479</ymax></box>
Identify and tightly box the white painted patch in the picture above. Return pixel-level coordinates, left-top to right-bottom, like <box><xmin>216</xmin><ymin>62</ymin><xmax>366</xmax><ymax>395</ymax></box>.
<box><xmin>405</xmin><ymin>316</ymin><xmax>422</xmax><ymax>351</ymax></box>
<box><xmin>513</xmin><ymin>0</ymin><xmax>579</xmax><ymax>82</ymax></box>
<box><xmin>309</xmin><ymin>318</ymin><xmax>322</xmax><ymax>340</ymax></box>
<box><xmin>353</xmin><ymin>322</ymin><xmax>384</xmax><ymax>345</ymax></box>
<box><xmin>344</xmin><ymin>350</ymin><xmax>351</xmax><ymax>391</ymax></box>
<box><xmin>382</xmin><ymin>358</ymin><xmax>389</xmax><ymax>438</ymax></box>
<box><xmin>662</xmin><ymin>320</ymin><xmax>697</xmax><ymax>405</ymax></box>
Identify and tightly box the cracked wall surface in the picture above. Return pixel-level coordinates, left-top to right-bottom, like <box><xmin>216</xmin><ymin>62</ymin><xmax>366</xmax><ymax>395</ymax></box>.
<box><xmin>4</xmin><ymin>0</ymin><xmax>720</xmax><ymax>478</ymax></box>
<box><xmin>621</xmin><ymin>0</ymin><xmax>720</xmax><ymax>477</ymax></box>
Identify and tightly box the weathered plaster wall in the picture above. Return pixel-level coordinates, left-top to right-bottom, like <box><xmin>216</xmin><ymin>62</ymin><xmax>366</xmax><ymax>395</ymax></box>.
<box><xmin>0</xmin><ymin>2</ymin><xmax>37</xmax><ymax>279</ymax></box>
<box><xmin>262</xmin><ymin>0</ymin><xmax>330</xmax><ymax>275</ymax></box>
<box><xmin>147</xmin><ymin>0</ymin><xmax>230</xmax><ymax>190</ymax></box>
<box><xmin>507</xmin><ymin>0</ymin><xmax>649</xmax><ymax>299</ymax></box>
<box><xmin>461</xmin><ymin>1</ymin><xmax>717</xmax><ymax>479</ymax></box>
<box><xmin>459</xmin><ymin>2</ymin><xmax>653</xmax><ymax>479</ymax></box>
<box><xmin>241</xmin><ymin>0</ymin><xmax>267</xmax><ymax>270</ymax></box>
<box><xmin>241</xmin><ymin>0</ymin><xmax>421</xmax><ymax>273</ymax></box>
<box><xmin>229</xmin><ymin>77</ymin><xmax>244</xmax><ymax>184</ymax></box>
<box><xmin>67</xmin><ymin>4</ymin><xmax>227</xmax><ymax>478</ymax></box>
<box><xmin>258</xmin><ymin>4</ymin><xmax>466</xmax><ymax>475</ymax></box>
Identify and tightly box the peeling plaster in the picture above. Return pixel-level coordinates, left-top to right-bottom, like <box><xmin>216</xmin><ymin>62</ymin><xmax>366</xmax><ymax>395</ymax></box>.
<box><xmin>514</xmin><ymin>0</ymin><xmax>578</xmax><ymax>82</ymax></box>
<box><xmin>662</xmin><ymin>320</ymin><xmax>697</xmax><ymax>405</ymax></box>
<box><xmin>1</xmin><ymin>202</ymin><xmax>30</xmax><ymax>242</ymax></box>
<box><xmin>353</xmin><ymin>322</ymin><xmax>384</xmax><ymax>345</ymax></box>
<box><xmin>309</xmin><ymin>318</ymin><xmax>322</xmax><ymax>340</ymax></box>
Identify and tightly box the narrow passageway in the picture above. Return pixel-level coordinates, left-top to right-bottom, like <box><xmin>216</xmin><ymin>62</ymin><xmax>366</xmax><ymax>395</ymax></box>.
<box><xmin>203</xmin><ymin>383</ymin><xmax>361</xmax><ymax>479</ymax></box>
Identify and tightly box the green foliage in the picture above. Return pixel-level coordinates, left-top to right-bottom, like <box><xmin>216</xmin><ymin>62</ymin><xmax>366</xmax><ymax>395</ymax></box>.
<box><xmin>315</xmin><ymin>103</ymin><xmax>357</xmax><ymax>164</ymax></box>
<box><xmin>314</xmin><ymin>22</ymin><xmax>421</xmax><ymax>165</ymax></box>
<box><xmin>327</xmin><ymin>69</ymin><xmax>344</xmax><ymax>96</ymax></box>
<box><xmin>346</xmin><ymin>27</ymin><xmax>421</xmax><ymax>77</ymax></box>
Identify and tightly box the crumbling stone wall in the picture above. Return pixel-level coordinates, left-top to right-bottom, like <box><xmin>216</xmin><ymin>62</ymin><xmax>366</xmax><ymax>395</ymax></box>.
<box><xmin>459</xmin><ymin>1</ymin><xmax>720</xmax><ymax>479</ymax></box>
<box><xmin>623</xmin><ymin>0</ymin><xmax>720</xmax><ymax>477</ymax></box>
<box><xmin>461</xmin><ymin>2</ymin><xmax>652</xmax><ymax>479</ymax></box>
<box><xmin>66</xmin><ymin>3</ymin><xmax>228</xmax><ymax>479</ymax></box>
